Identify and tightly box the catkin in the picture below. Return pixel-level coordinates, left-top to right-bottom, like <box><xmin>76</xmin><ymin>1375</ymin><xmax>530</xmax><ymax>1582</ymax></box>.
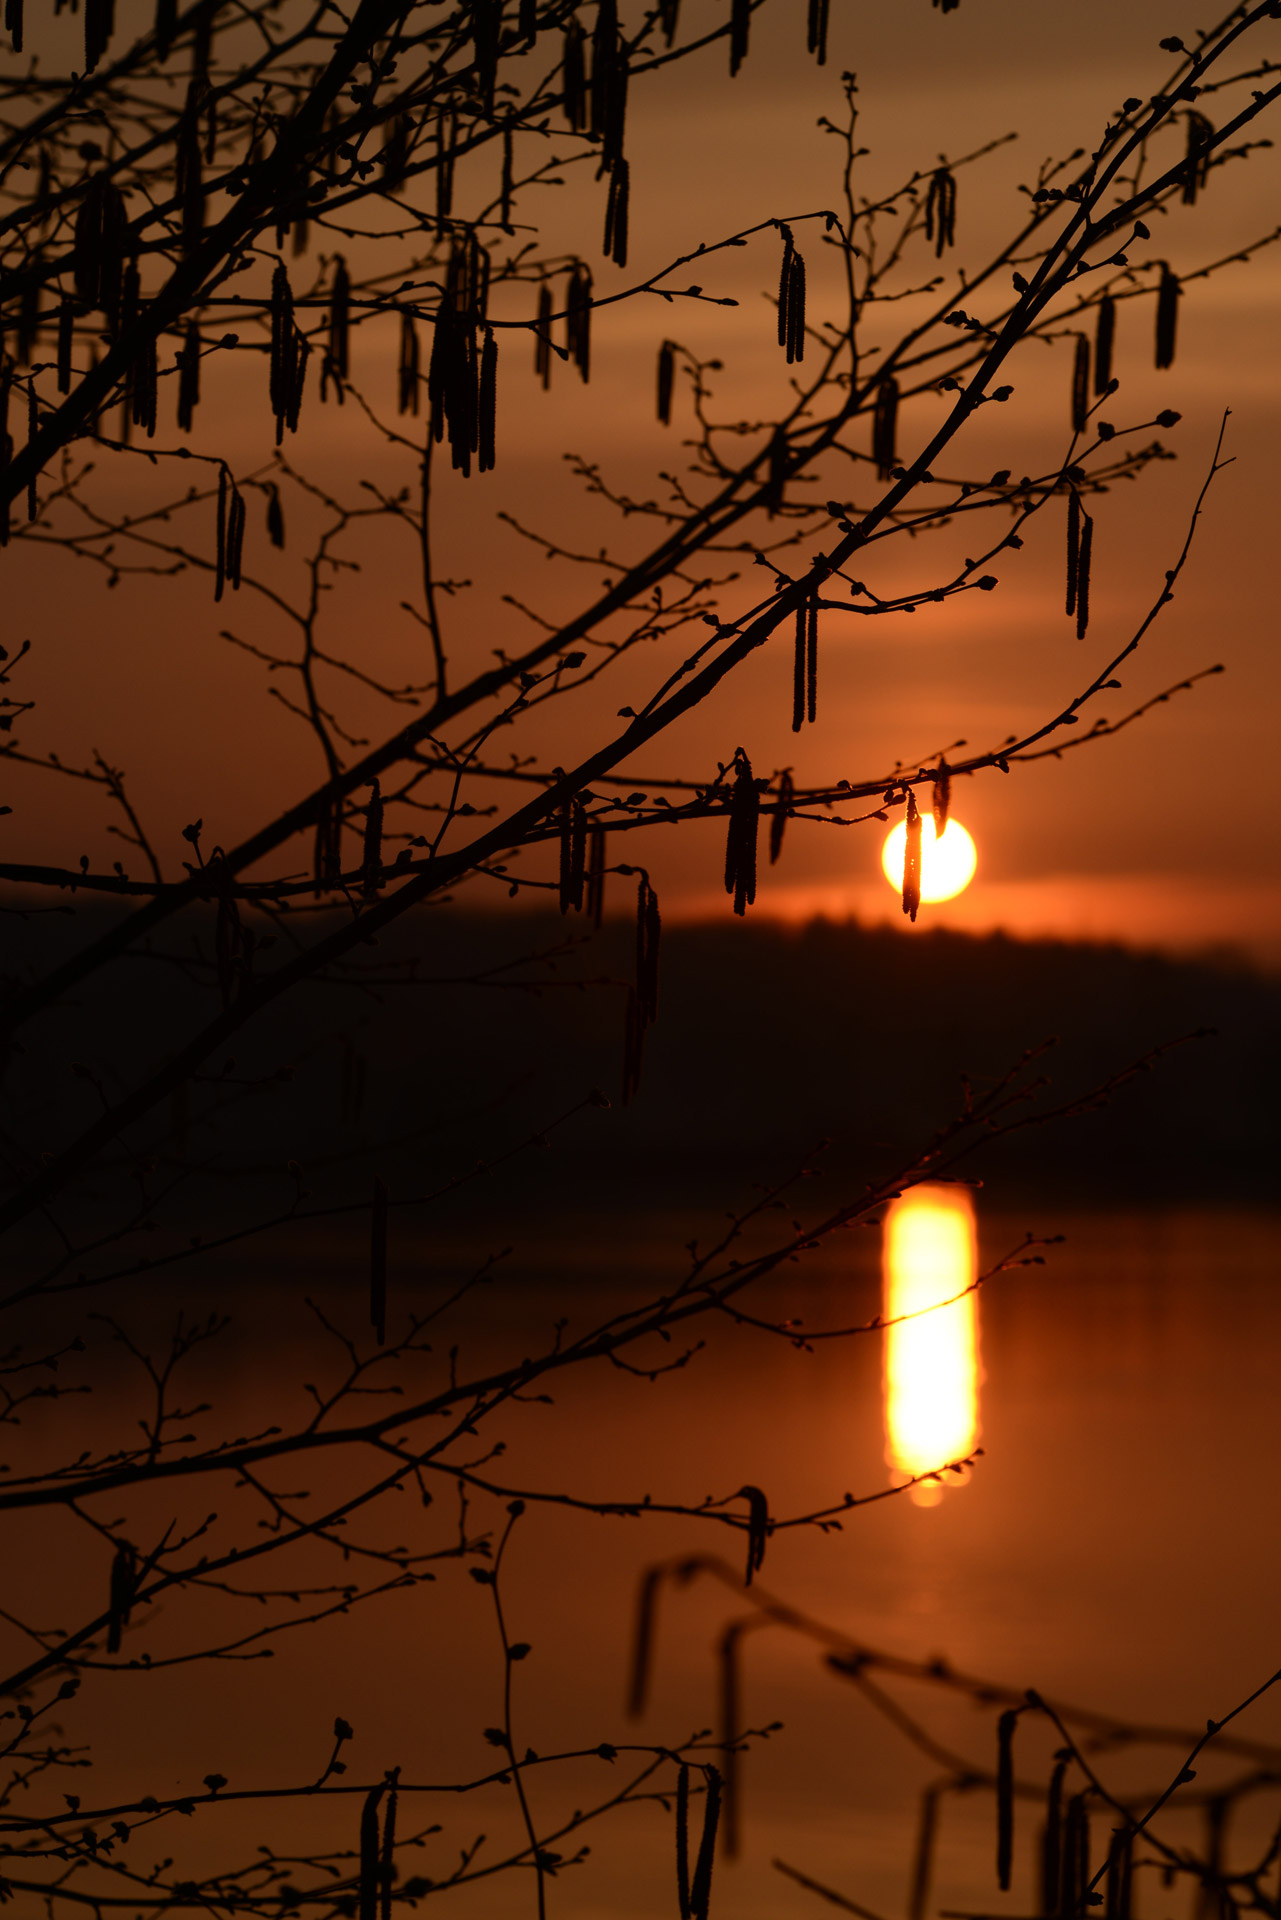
<box><xmin>1041</xmin><ymin>1757</ymin><xmax>1067</xmax><ymax>1917</ymax></box>
<box><xmin>925</xmin><ymin>167</ymin><xmax>957</xmax><ymax>256</ymax></box>
<box><xmin>361</xmin><ymin>781</ymin><xmax>383</xmax><ymax>898</ymax></box>
<box><xmin>1104</xmin><ymin>1827</ymin><xmax>1132</xmax><ymax>1920</ymax></box>
<box><xmin>265</xmin><ymin>481</ymin><xmax>285</xmax><ymax>549</ymax></box>
<box><xmin>659</xmin><ymin>0</ymin><xmax>680</xmax><ymax>44</ymax></box>
<box><xmin>718</xmin><ymin>1625</ymin><xmax>742</xmax><ymax>1858</ymax></box>
<box><xmin>214</xmin><ymin>463</ymin><xmax>228</xmax><ymax>602</ymax></box>
<box><xmin>177</xmin><ymin>320</ymin><xmax>200</xmax><ymax>430</ymax></box>
<box><xmin>379</xmin><ymin>1780</ymin><xmax>397</xmax><ymax>1920</ymax></box>
<box><xmin>500</xmin><ymin>126</ymin><xmax>514</xmax><ymax>234</ymax></box>
<box><xmin>807</xmin><ymin>0</ymin><xmax>830</xmax><ymax>63</ymax></box>
<box><xmin>765</xmin><ymin>428</ymin><xmax>787</xmax><ymax>514</ymax></box>
<box><xmin>520</xmin><ymin>0</ymin><xmax>537</xmax><ymax>43</ymax></box>
<box><xmin>478</xmin><ymin>327</ymin><xmax>497</xmax><ymax>472</ymax></box>
<box><xmin>325</xmin><ymin>256</ymin><xmax>350</xmax><ymax>396</ymax></box>
<box><xmin>792</xmin><ymin>603</ymin><xmax>806</xmax><ymax>733</ymax></box>
<box><xmin>657</xmin><ymin>339</ymin><xmax>675</xmax><ymax>424</ymax></box>
<box><xmin>1155</xmin><ymin>265</ymin><xmax>1179</xmax><ymax>370</ymax></box>
<box><xmin>370</xmin><ymin>1178</ymin><xmax>388</xmax><ymax>1345</ymax></box>
<box><xmin>1065</xmin><ymin>489</ymin><xmax>1080</xmax><ymax>618</ymax></box>
<box><xmin>106</xmin><ymin>1542</ymin><xmax>135</xmax><ymax>1654</ymax></box>
<box><xmin>873</xmin><ymin>378</ymin><xmax>899</xmax><ymax>479</ymax></box>
<box><xmin>626</xmin><ymin>1566</ymin><xmax>662</xmax><ymax>1717</ymax></box>
<box><xmin>723</xmin><ymin>750</ymin><xmax>760</xmax><ymax>916</ymax></box>
<box><xmin>57</xmin><ymin>299</ymin><xmax>73</xmax><ymax>394</ymax></box>
<box><xmin>689</xmin><ymin>1766</ymin><xmax>721</xmax><ymax>1920</ymax></box>
<box><xmin>359</xmin><ymin>1785</ymin><xmax>384</xmax><ymax>1920</ymax></box>
<box><xmin>24</xmin><ymin>377</ymin><xmax>36</xmax><ymax>520</ymax></box>
<box><xmin>535</xmin><ymin>285</ymin><xmax>553</xmax><ymax>388</ymax></box>
<box><xmin>933</xmin><ymin>758</ymin><xmax>951</xmax><ymax>836</ymax></box>
<box><xmin>769</xmin><ymin>769</ymin><xmax>793</xmax><ymax>866</ymax></box>
<box><xmin>225</xmin><ymin>480</ymin><xmax>245</xmax><ymax>590</ymax></box>
<box><xmin>909</xmin><ymin>1787</ymin><xmax>941</xmax><ymax>1920</ymax></box>
<box><xmin>472</xmin><ymin>0</ymin><xmax>499</xmax><ymax>113</ymax></box>
<box><xmin>777</xmin><ymin>226</ymin><xmax>806</xmax><ymax>363</ymax></box>
<box><xmin>1093</xmin><ymin>294</ymin><xmax>1115</xmax><ymax>393</ymax></box>
<box><xmin>74</xmin><ymin>174</ymin><xmax>127</xmax><ymax>317</ymax></box>
<box><xmin>435</xmin><ymin>110</ymin><xmax>455</xmax><ymax>222</ymax></box>
<box><xmin>902</xmin><ymin>789</ymin><xmax>921</xmax><ymax>922</ymax></box>
<box><xmin>559</xmin><ymin>796</ymin><xmax>587</xmax><ymax>914</ymax></box>
<box><xmin>563</xmin><ymin>20</ymin><xmax>587</xmax><ymax>130</ymax></box>
<box><xmin>996</xmin><ymin>1709</ymin><xmax>1018</xmax><ymax>1890</ymax></box>
<box><xmin>398</xmin><ymin>310</ymin><xmax>420</xmax><ymax>415</ymax></box>
<box><xmin>586</xmin><ymin>824</ymin><xmax>607</xmax><ymax>926</ymax></box>
<box><xmin>740</xmin><ymin>1484</ymin><xmax>768</xmax><ymax>1583</ymax></box>
<box><xmin>214</xmin><ymin>866</ymin><xmax>241</xmax><ymax>1006</ymax></box>
<box><xmin>6</xmin><ymin>0</ymin><xmax>22</xmax><ymax>53</ymax></box>
<box><xmin>1071</xmin><ymin>334</ymin><xmax>1089</xmax><ymax>433</ymax></box>
<box><xmin>567</xmin><ymin>263</ymin><xmax>592</xmax><ymax>381</ymax></box>
<box><xmin>676</xmin><ymin>1765</ymin><xmax>692</xmax><ymax>1920</ymax></box>
<box><xmin>84</xmin><ymin>0</ymin><xmax>115</xmax><ymax>74</ymax></box>
<box><xmin>1075</xmin><ymin>509</ymin><xmax>1093</xmax><ymax>640</ymax></box>
<box><xmin>1182</xmin><ymin>110</ymin><xmax>1214</xmax><ymax>206</ymax></box>
<box><xmin>176</xmin><ymin>81</ymin><xmax>205</xmax><ymax>251</ymax></box>
<box><xmin>729</xmin><ymin>0</ymin><xmax>749</xmax><ymax>74</ymax></box>
<box><xmin>155</xmin><ymin>0</ymin><xmax>176</xmax><ymax>57</ymax></box>
<box><xmin>603</xmin><ymin>157</ymin><xmax>629</xmax><ymax>268</ymax></box>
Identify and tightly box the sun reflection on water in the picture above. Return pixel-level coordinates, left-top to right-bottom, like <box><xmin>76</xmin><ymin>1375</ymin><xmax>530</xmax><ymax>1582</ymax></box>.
<box><xmin>883</xmin><ymin>1185</ymin><xmax>980</xmax><ymax>1507</ymax></box>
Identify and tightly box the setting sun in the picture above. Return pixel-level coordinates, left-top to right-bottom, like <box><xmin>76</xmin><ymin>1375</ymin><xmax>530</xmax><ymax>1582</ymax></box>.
<box><xmin>881</xmin><ymin>815</ymin><xmax>978</xmax><ymax>904</ymax></box>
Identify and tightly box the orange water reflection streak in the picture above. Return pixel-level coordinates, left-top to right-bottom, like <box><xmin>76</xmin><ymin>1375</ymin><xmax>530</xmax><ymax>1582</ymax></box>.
<box><xmin>883</xmin><ymin>1185</ymin><xmax>980</xmax><ymax>1506</ymax></box>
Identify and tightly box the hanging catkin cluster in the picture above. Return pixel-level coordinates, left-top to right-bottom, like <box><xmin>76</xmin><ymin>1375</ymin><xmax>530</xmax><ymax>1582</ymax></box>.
<box><xmin>1065</xmin><ymin>488</ymin><xmax>1093</xmax><ymax>639</ymax></box>
<box><xmin>622</xmin><ymin>873</ymin><xmax>660</xmax><ymax>1103</ymax></box>
<box><xmin>924</xmin><ymin>167</ymin><xmax>957</xmax><ymax>256</ymax></box>
<box><xmin>269</xmin><ymin>263</ymin><xmax>310</xmax><ymax>446</ymax></box>
<box><xmin>74</xmin><ymin>174</ymin><xmax>128</xmax><ymax>319</ymax></box>
<box><xmin>723</xmin><ymin>750</ymin><xmax>760</xmax><ymax>916</ymax></box>
<box><xmin>777</xmin><ymin>225</ymin><xmax>806</xmax><ymax>364</ymax></box>
<box><xmin>428</xmin><ymin>231</ymin><xmax>497</xmax><ymax>474</ymax></box>
<box><xmin>792</xmin><ymin>587</ymin><xmax>817</xmax><ymax>732</ymax></box>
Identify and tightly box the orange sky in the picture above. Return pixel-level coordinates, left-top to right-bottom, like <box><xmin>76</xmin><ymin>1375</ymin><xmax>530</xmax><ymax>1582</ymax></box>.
<box><xmin>6</xmin><ymin>1</ymin><xmax>1281</xmax><ymax>962</ymax></box>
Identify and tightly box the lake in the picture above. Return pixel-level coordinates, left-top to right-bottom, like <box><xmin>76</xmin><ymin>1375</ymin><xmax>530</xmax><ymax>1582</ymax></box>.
<box><xmin>15</xmin><ymin>1201</ymin><xmax>1281</xmax><ymax>1920</ymax></box>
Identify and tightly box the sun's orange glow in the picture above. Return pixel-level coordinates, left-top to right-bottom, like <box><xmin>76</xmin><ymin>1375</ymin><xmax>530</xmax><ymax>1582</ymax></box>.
<box><xmin>883</xmin><ymin>1186</ymin><xmax>979</xmax><ymax>1507</ymax></box>
<box><xmin>881</xmin><ymin>816</ymin><xmax>978</xmax><ymax>904</ymax></box>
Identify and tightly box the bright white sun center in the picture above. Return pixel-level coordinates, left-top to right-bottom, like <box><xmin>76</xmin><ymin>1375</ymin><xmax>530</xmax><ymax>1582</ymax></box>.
<box><xmin>881</xmin><ymin>816</ymin><xmax>977</xmax><ymax>903</ymax></box>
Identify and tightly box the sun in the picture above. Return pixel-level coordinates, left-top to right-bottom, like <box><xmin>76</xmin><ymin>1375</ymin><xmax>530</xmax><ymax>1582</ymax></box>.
<box><xmin>881</xmin><ymin>816</ymin><xmax>977</xmax><ymax>904</ymax></box>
